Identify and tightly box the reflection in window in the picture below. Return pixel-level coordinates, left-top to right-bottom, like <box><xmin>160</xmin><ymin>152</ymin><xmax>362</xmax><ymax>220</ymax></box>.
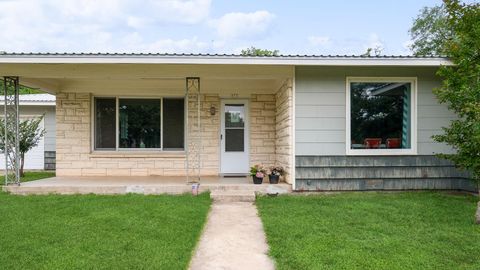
<box><xmin>119</xmin><ymin>99</ymin><xmax>161</xmax><ymax>148</ymax></box>
<box><xmin>163</xmin><ymin>98</ymin><xmax>185</xmax><ymax>149</ymax></box>
<box><xmin>225</xmin><ymin>104</ymin><xmax>245</xmax><ymax>152</ymax></box>
<box><xmin>350</xmin><ymin>82</ymin><xmax>411</xmax><ymax>150</ymax></box>
<box><xmin>94</xmin><ymin>98</ymin><xmax>116</xmax><ymax>150</ymax></box>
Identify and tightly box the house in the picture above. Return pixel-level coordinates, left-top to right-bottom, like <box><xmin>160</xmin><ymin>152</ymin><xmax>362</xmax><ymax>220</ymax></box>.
<box><xmin>0</xmin><ymin>53</ymin><xmax>474</xmax><ymax>191</ymax></box>
<box><xmin>0</xmin><ymin>93</ymin><xmax>56</xmax><ymax>170</ymax></box>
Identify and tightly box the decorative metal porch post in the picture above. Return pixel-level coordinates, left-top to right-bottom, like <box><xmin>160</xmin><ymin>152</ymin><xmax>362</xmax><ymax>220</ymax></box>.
<box><xmin>185</xmin><ymin>77</ymin><xmax>201</xmax><ymax>183</ymax></box>
<box><xmin>3</xmin><ymin>77</ymin><xmax>20</xmax><ymax>185</ymax></box>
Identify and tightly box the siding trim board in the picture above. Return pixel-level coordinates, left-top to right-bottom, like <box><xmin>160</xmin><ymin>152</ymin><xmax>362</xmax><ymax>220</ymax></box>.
<box><xmin>295</xmin><ymin>155</ymin><xmax>477</xmax><ymax>192</ymax></box>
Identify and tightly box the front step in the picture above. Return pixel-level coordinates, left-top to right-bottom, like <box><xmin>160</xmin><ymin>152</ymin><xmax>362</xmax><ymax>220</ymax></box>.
<box><xmin>210</xmin><ymin>190</ymin><xmax>256</xmax><ymax>202</ymax></box>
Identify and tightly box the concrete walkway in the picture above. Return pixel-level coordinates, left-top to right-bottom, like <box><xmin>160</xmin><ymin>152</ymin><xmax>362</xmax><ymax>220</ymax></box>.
<box><xmin>189</xmin><ymin>202</ymin><xmax>275</xmax><ymax>270</ymax></box>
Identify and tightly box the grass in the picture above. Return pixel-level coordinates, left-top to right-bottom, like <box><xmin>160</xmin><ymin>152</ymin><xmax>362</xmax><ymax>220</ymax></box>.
<box><xmin>0</xmin><ymin>192</ymin><xmax>211</xmax><ymax>270</ymax></box>
<box><xmin>0</xmin><ymin>171</ymin><xmax>55</xmax><ymax>185</ymax></box>
<box><xmin>257</xmin><ymin>192</ymin><xmax>480</xmax><ymax>270</ymax></box>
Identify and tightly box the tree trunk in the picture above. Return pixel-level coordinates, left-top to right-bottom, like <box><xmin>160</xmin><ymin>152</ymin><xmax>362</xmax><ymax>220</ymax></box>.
<box><xmin>20</xmin><ymin>153</ymin><xmax>25</xmax><ymax>178</ymax></box>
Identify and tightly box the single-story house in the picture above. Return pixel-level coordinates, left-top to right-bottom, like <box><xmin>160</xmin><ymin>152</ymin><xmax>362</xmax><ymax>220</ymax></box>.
<box><xmin>0</xmin><ymin>53</ymin><xmax>475</xmax><ymax>191</ymax></box>
<box><xmin>0</xmin><ymin>93</ymin><xmax>56</xmax><ymax>170</ymax></box>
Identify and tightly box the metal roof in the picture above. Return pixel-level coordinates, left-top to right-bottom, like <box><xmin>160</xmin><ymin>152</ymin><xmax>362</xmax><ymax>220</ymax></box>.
<box><xmin>0</xmin><ymin>51</ymin><xmax>446</xmax><ymax>58</ymax></box>
<box><xmin>0</xmin><ymin>94</ymin><xmax>55</xmax><ymax>106</ymax></box>
<box><xmin>0</xmin><ymin>52</ymin><xmax>451</xmax><ymax>66</ymax></box>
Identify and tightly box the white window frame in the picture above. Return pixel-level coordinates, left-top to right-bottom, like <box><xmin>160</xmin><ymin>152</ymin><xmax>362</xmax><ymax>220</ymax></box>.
<box><xmin>345</xmin><ymin>77</ymin><xmax>418</xmax><ymax>156</ymax></box>
<box><xmin>92</xmin><ymin>95</ymin><xmax>186</xmax><ymax>152</ymax></box>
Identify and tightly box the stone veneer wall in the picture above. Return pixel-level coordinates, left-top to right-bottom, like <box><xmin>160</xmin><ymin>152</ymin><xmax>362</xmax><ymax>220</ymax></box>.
<box><xmin>56</xmin><ymin>91</ymin><xmax>291</xmax><ymax>178</ymax></box>
<box><xmin>275</xmin><ymin>80</ymin><xmax>294</xmax><ymax>183</ymax></box>
<box><xmin>249</xmin><ymin>94</ymin><xmax>276</xmax><ymax>169</ymax></box>
<box><xmin>56</xmin><ymin>92</ymin><xmax>220</xmax><ymax>176</ymax></box>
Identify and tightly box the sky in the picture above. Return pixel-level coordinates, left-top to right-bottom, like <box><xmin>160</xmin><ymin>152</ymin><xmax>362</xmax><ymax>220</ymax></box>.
<box><xmin>0</xmin><ymin>0</ymin><xmax>444</xmax><ymax>55</ymax></box>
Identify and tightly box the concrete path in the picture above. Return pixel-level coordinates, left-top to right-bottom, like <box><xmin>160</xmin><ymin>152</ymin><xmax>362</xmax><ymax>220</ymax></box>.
<box><xmin>189</xmin><ymin>202</ymin><xmax>275</xmax><ymax>270</ymax></box>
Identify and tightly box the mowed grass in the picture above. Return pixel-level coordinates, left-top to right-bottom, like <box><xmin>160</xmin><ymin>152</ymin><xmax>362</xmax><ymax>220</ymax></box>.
<box><xmin>257</xmin><ymin>192</ymin><xmax>480</xmax><ymax>270</ymax></box>
<box><xmin>0</xmin><ymin>192</ymin><xmax>211</xmax><ymax>270</ymax></box>
<box><xmin>0</xmin><ymin>171</ymin><xmax>55</xmax><ymax>185</ymax></box>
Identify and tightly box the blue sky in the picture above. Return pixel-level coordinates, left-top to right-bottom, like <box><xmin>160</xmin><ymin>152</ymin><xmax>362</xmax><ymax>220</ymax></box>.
<box><xmin>0</xmin><ymin>0</ymin><xmax>443</xmax><ymax>55</ymax></box>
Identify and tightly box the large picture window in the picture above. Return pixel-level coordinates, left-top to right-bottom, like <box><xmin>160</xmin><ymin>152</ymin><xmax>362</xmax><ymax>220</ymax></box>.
<box><xmin>94</xmin><ymin>97</ymin><xmax>185</xmax><ymax>151</ymax></box>
<box><xmin>346</xmin><ymin>78</ymin><xmax>416</xmax><ymax>155</ymax></box>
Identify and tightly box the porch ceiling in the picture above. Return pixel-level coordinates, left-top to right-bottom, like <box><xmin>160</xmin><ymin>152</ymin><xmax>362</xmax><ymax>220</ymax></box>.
<box><xmin>0</xmin><ymin>63</ymin><xmax>293</xmax><ymax>94</ymax></box>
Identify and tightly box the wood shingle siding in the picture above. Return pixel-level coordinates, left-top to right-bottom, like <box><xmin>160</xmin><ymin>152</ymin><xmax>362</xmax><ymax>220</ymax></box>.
<box><xmin>295</xmin><ymin>155</ymin><xmax>477</xmax><ymax>192</ymax></box>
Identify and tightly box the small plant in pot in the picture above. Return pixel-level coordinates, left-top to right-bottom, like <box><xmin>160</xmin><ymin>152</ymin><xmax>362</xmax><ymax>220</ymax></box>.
<box><xmin>268</xmin><ymin>166</ymin><xmax>284</xmax><ymax>184</ymax></box>
<box><xmin>250</xmin><ymin>164</ymin><xmax>266</xmax><ymax>184</ymax></box>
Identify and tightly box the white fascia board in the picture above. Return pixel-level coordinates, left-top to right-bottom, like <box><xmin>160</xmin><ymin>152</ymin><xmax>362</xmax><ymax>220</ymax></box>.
<box><xmin>0</xmin><ymin>56</ymin><xmax>453</xmax><ymax>66</ymax></box>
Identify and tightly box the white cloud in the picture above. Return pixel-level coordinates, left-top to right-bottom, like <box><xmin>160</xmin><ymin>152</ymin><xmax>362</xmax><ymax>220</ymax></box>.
<box><xmin>210</xmin><ymin>11</ymin><xmax>275</xmax><ymax>40</ymax></box>
<box><xmin>308</xmin><ymin>36</ymin><xmax>330</xmax><ymax>46</ymax></box>
<box><xmin>364</xmin><ymin>33</ymin><xmax>384</xmax><ymax>53</ymax></box>
<box><xmin>151</xmin><ymin>0</ymin><xmax>212</xmax><ymax>24</ymax></box>
<box><xmin>0</xmin><ymin>0</ymin><xmax>213</xmax><ymax>52</ymax></box>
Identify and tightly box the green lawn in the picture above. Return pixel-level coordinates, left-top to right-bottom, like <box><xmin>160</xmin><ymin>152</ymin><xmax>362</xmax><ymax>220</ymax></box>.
<box><xmin>257</xmin><ymin>192</ymin><xmax>480</xmax><ymax>270</ymax></box>
<box><xmin>0</xmin><ymin>192</ymin><xmax>211</xmax><ymax>270</ymax></box>
<box><xmin>0</xmin><ymin>171</ymin><xmax>55</xmax><ymax>185</ymax></box>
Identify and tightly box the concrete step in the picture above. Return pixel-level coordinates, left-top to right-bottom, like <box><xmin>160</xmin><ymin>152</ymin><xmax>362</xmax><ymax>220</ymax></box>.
<box><xmin>210</xmin><ymin>190</ymin><xmax>256</xmax><ymax>202</ymax></box>
<box><xmin>205</xmin><ymin>183</ymin><xmax>292</xmax><ymax>193</ymax></box>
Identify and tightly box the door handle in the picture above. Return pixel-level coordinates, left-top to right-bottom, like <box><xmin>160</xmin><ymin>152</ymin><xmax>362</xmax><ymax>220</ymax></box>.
<box><xmin>220</xmin><ymin>134</ymin><xmax>223</xmax><ymax>140</ymax></box>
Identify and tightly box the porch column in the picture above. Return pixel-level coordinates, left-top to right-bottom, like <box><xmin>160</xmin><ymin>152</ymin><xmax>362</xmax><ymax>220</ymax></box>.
<box><xmin>3</xmin><ymin>76</ymin><xmax>20</xmax><ymax>185</ymax></box>
<box><xmin>186</xmin><ymin>77</ymin><xmax>201</xmax><ymax>183</ymax></box>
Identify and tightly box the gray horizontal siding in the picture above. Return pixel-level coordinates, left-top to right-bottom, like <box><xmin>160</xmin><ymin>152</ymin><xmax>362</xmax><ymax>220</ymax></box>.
<box><xmin>295</xmin><ymin>66</ymin><xmax>456</xmax><ymax>155</ymax></box>
<box><xmin>295</xmin><ymin>155</ymin><xmax>476</xmax><ymax>192</ymax></box>
<box><xmin>296</xmin><ymin>178</ymin><xmax>476</xmax><ymax>191</ymax></box>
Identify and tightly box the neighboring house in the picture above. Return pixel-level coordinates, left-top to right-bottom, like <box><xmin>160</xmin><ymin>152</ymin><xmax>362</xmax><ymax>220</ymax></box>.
<box><xmin>0</xmin><ymin>94</ymin><xmax>56</xmax><ymax>170</ymax></box>
<box><xmin>0</xmin><ymin>53</ymin><xmax>474</xmax><ymax>191</ymax></box>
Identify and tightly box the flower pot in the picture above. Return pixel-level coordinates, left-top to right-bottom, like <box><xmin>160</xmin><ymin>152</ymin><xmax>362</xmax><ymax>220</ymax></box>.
<box><xmin>268</xmin><ymin>175</ymin><xmax>279</xmax><ymax>184</ymax></box>
<box><xmin>252</xmin><ymin>176</ymin><xmax>263</xmax><ymax>184</ymax></box>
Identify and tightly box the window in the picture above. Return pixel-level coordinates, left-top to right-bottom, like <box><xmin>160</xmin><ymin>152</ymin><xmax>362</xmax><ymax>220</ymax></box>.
<box><xmin>346</xmin><ymin>78</ymin><xmax>416</xmax><ymax>155</ymax></box>
<box><xmin>94</xmin><ymin>97</ymin><xmax>185</xmax><ymax>151</ymax></box>
<box><xmin>95</xmin><ymin>98</ymin><xmax>116</xmax><ymax>150</ymax></box>
<box><xmin>163</xmin><ymin>98</ymin><xmax>185</xmax><ymax>150</ymax></box>
<box><xmin>224</xmin><ymin>104</ymin><xmax>245</xmax><ymax>152</ymax></box>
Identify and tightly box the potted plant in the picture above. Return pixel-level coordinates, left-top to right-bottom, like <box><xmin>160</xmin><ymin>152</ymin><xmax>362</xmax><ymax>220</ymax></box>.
<box><xmin>268</xmin><ymin>166</ymin><xmax>284</xmax><ymax>184</ymax></box>
<box><xmin>250</xmin><ymin>164</ymin><xmax>266</xmax><ymax>184</ymax></box>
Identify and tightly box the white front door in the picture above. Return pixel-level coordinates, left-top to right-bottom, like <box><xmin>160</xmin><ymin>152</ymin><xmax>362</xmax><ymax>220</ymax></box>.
<box><xmin>220</xmin><ymin>100</ymin><xmax>249</xmax><ymax>174</ymax></box>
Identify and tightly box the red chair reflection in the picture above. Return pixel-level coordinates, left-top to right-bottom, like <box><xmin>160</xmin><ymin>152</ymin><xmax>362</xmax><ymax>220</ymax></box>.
<box><xmin>386</xmin><ymin>138</ymin><xmax>401</xmax><ymax>148</ymax></box>
<box><xmin>364</xmin><ymin>138</ymin><xmax>382</xmax><ymax>149</ymax></box>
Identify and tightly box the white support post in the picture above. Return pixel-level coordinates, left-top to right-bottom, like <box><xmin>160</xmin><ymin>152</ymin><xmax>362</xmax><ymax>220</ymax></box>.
<box><xmin>185</xmin><ymin>77</ymin><xmax>201</xmax><ymax>183</ymax></box>
<box><xmin>3</xmin><ymin>76</ymin><xmax>20</xmax><ymax>185</ymax></box>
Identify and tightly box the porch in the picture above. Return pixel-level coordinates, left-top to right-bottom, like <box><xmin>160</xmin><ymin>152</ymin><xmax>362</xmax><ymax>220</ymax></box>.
<box><xmin>3</xmin><ymin>175</ymin><xmax>292</xmax><ymax>195</ymax></box>
<box><xmin>0</xmin><ymin>58</ymin><xmax>295</xmax><ymax>186</ymax></box>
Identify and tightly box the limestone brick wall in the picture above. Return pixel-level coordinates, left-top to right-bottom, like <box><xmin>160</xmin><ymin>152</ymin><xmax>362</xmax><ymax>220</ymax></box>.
<box><xmin>249</xmin><ymin>94</ymin><xmax>276</xmax><ymax>169</ymax></box>
<box><xmin>275</xmin><ymin>80</ymin><xmax>294</xmax><ymax>183</ymax></box>
<box><xmin>188</xmin><ymin>94</ymin><xmax>220</xmax><ymax>176</ymax></box>
<box><xmin>56</xmin><ymin>90</ymin><xmax>292</xmax><ymax>178</ymax></box>
<box><xmin>56</xmin><ymin>92</ymin><xmax>220</xmax><ymax>177</ymax></box>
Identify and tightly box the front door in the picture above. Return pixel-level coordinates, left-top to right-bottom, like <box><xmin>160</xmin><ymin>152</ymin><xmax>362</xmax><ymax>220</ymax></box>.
<box><xmin>220</xmin><ymin>100</ymin><xmax>249</xmax><ymax>174</ymax></box>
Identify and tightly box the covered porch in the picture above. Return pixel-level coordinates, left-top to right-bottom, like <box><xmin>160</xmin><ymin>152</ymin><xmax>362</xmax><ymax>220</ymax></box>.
<box><xmin>0</xmin><ymin>54</ymin><xmax>295</xmax><ymax>188</ymax></box>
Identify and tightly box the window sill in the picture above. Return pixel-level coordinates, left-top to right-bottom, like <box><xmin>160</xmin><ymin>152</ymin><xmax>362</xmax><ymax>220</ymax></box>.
<box><xmin>346</xmin><ymin>148</ymin><xmax>417</xmax><ymax>156</ymax></box>
<box><xmin>89</xmin><ymin>151</ymin><xmax>186</xmax><ymax>159</ymax></box>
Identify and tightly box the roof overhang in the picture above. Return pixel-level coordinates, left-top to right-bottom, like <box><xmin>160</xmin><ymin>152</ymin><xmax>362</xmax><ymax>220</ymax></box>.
<box><xmin>0</xmin><ymin>53</ymin><xmax>453</xmax><ymax>66</ymax></box>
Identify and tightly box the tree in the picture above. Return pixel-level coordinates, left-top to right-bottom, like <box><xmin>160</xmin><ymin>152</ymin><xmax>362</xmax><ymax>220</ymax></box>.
<box><xmin>409</xmin><ymin>4</ymin><xmax>454</xmax><ymax>56</ymax></box>
<box><xmin>361</xmin><ymin>46</ymin><xmax>383</xmax><ymax>57</ymax></box>
<box><xmin>0</xmin><ymin>115</ymin><xmax>46</xmax><ymax>177</ymax></box>
<box><xmin>240</xmin><ymin>46</ymin><xmax>279</xmax><ymax>56</ymax></box>
<box><xmin>0</xmin><ymin>80</ymin><xmax>45</xmax><ymax>94</ymax></box>
<box><xmin>423</xmin><ymin>0</ymin><xmax>480</xmax><ymax>223</ymax></box>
